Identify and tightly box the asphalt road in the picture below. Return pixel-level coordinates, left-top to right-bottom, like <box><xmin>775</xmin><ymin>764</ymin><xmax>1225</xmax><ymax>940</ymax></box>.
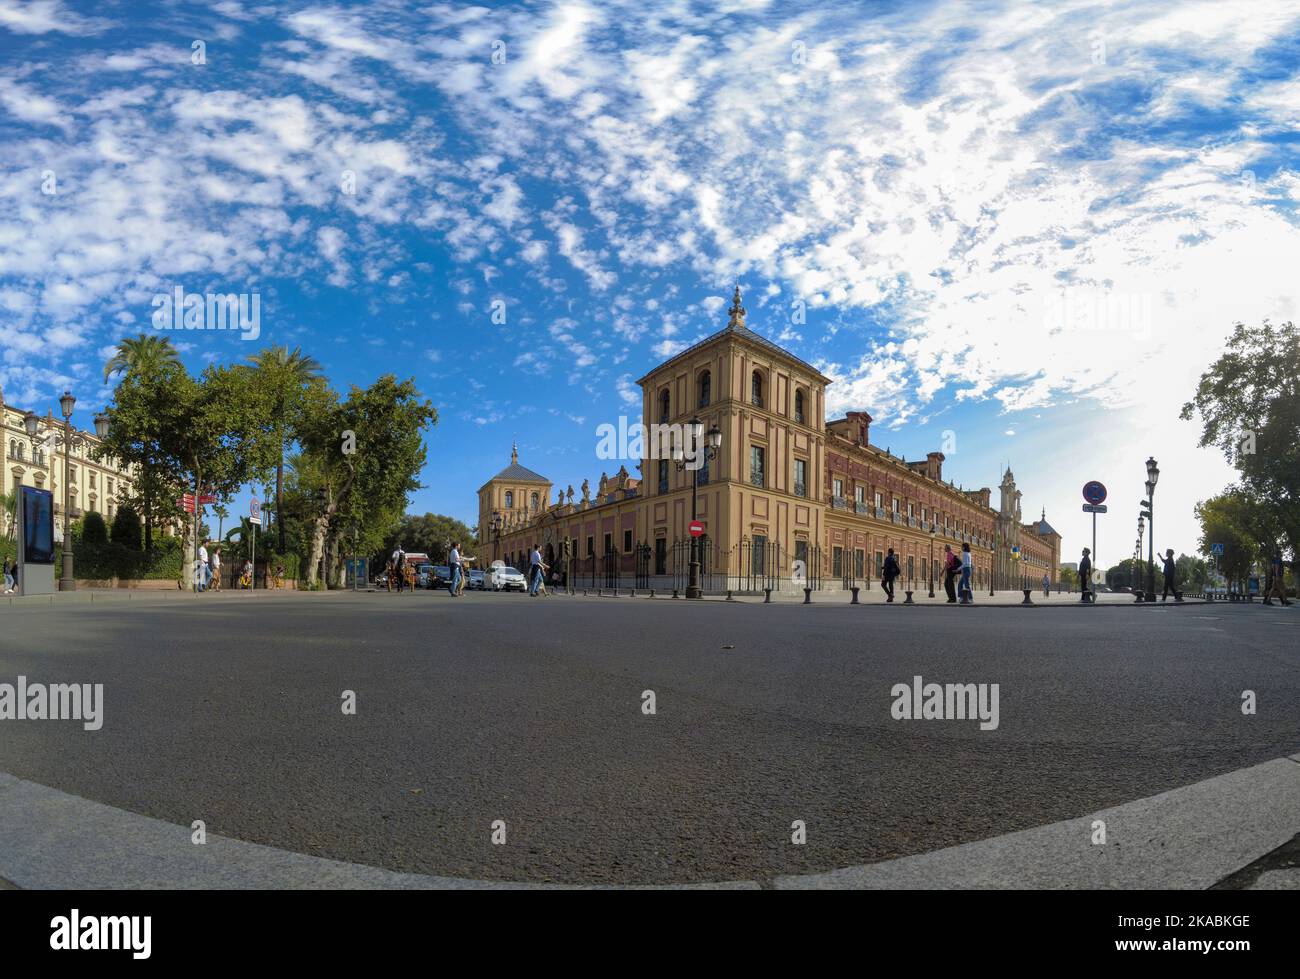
<box><xmin>1</xmin><ymin>590</ymin><xmax>1296</xmax><ymax>885</ymax></box>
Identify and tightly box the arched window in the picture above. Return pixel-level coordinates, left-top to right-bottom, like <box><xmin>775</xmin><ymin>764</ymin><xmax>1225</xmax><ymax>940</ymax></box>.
<box><xmin>658</xmin><ymin>459</ymin><xmax>669</xmax><ymax>494</ymax></box>
<box><xmin>16</xmin><ymin>442</ymin><xmax>24</xmax><ymax>461</ymax></box>
<box><xmin>698</xmin><ymin>370</ymin><xmax>711</xmax><ymax>409</ymax></box>
<box><xmin>794</xmin><ymin>389</ymin><xmax>806</xmax><ymax>424</ymax></box>
<box><xmin>660</xmin><ymin>389</ymin><xmax>670</xmax><ymax>423</ymax></box>
<box><xmin>530</xmin><ymin>492</ymin><xmax>539</xmax><ymax>510</ymax></box>
<box><xmin>751</xmin><ymin>371</ymin><xmax>763</xmax><ymax>408</ymax></box>
<box><xmin>7</xmin><ymin>439</ymin><xmax>14</xmax><ymax>459</ymax></box>
<box><xmin>505</xmin><ymin>490</ymin><xmax>514</xmax><ymax>509</ymax></box>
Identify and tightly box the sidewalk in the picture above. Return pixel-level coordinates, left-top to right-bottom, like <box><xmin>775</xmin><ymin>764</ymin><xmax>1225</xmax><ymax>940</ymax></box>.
<box><xmin>558</xmin><ymin>586</ymin><xmax>1207</xmax><ymax>607</ymax></box>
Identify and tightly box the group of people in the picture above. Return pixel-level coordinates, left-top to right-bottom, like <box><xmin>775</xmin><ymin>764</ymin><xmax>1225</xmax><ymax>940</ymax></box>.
<box><xmin>193</xmin><ymin>541</ymin><xmax>277</xmax><ymax>591</ymax></box>
<box><xmin>879</xmin><ymin>542</ymin><xmax>977</xmax><ymax>604</ymax></box>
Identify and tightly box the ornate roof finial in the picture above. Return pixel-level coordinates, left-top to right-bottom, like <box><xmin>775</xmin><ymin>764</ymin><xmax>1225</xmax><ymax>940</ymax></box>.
<box><xmin>511</xmin><ymin>442</ymin><xmax>518</xmax><ymax>465</ymax></box>
<box><xmin>727</xmin><ymin>284</ymin><xmax>746</xmax><ymax>330</ymax></box>
<box><xmin>1041</xmin><ymin>506</ymin><xmax>1045</xmax><ymax>521</ymax></box>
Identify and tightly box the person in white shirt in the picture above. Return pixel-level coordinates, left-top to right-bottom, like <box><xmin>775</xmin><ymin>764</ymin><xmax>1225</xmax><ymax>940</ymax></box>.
<box><xmin>959</xmin><ymin>542</ymin><xmax>974</xmax><ymax>604</ymax></box>
<box><xmin>528</xmin><ymin>546</ymin><xmax>543</xmax><ymax>596</ymax></box>
<box><xmin>447</xmin><ymin>543</ymin><xmax>461</xmax><ymax>596</ymax></box>
<box><xmin>197</xmin><ymin>542</ymin><xmax>209</xmax><ymax>591</ymax></box>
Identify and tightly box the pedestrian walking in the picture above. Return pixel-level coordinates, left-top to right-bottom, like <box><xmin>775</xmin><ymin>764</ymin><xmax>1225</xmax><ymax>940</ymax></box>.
<box><xmin>528</xmin><ymin>544</ymin><xmax>544</xmax><ymax>596</ymax></box>
<box><xmin>881</xmin><ymin>547</ymin><xmax>900</xmax><ymax>602</ymax></box>
<box><xmin>210</xmin><ymin>547</ymin><xmax>221</xmax><ymax>591</ymax></box>
<box><xmin>1079</xmin><ymin>548</ymin><xmax>1093</xmax><ymax>603</ymax></box>
<box><xmin>1042</xmin><ymin>573</ymin><xmax>1050</xmax><ymax>598</ymax></box>
<box><xmin>1159</xmin><ymin>548</ymin><xmax>1180</xmax><ymax>601</ymax></box>
<box><xmin>3</xmin><ymin>556</ymin><xmax>15</xmax><ymax>595</ymax></box>
<box><xmin>1263</xmin><ymin>552</ymin><xmax>1290</xmax><ymax>606</ymax></box>
<box><xmin>447</xmin><ymin>542</ymin><xmax>462</xmax><ymax>596</ymax></box>
<box><xmin>942</xmin><ymin>544</ymin><xmax>958</xmax><ymax>602</ymax></box>
<box><xmin>959</xmin><ymin>542</ymin><xmax>974</xmax><ymax>604</ymax></box>
<box><xmin>197</xmin><ymin>540</ymin><xmax>209</xmax><ymax>592</ymax></box>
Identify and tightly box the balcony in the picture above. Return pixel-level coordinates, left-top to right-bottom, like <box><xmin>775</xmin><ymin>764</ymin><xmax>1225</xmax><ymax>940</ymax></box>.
<box><xmin>855</xmin><ymin>502</ymin><xmax>869</xmax><ymax>515</ymax></box>
<box><xmin>749</xmin><ymin>471</ymin><xmax>764</xmax><ymax>488</ymax></box>
<box><xmin>831</xmin><ymin>496</ymin><xmax>847</xmax><ymax>510</ymax></box>
<box><xmin>794</xmin><ymin>482</ymin><xmax>806</xmax><ymax>498</ymax></box>
<box><xmin>875</xmin><ymin>507</ymin><xmax>886</xmax><ymax>519</ymax></box>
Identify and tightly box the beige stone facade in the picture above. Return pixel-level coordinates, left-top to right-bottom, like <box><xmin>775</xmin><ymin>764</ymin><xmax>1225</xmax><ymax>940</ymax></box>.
<box><xmin>1</xmin><ymin>388</ymin><xmax>136</xmax><ymax>537</ymax></box>
<box><xmin>478</xmin><ymin>289</ymin><xmax>1059</xmax><ymax>591</ymax></box>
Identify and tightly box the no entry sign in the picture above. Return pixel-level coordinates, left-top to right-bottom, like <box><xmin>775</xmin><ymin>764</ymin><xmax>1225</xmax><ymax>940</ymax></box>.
<box><xmin>688</xmin><ymin>520</ymin><xmax>704</xmax><ymax>538</ymax></box>
<box><xmin>1082</xmin><ymin>481</ymin><xmax>1107</xmax><ymax>506</ymax></box>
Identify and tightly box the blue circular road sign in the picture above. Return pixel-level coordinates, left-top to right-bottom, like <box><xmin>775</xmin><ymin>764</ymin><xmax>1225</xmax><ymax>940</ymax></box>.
<box><xmin>1083</xmin><ymin>481</ymin><xmax>1107</xmax><ymax>505</ymax></box>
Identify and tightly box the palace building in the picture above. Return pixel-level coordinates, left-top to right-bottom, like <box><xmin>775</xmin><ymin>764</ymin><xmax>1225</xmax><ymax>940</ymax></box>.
<box><xmin>1</xmin><ymin>387</ymin><xmax>137</xmax><ymax>537</ymax></box>
<box><xmin>478</xmin><ymin>289</ymin><xmax>1059</xmax><ymax>592</ymax></box>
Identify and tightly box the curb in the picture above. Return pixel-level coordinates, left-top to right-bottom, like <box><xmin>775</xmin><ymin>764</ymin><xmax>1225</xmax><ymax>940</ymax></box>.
<box><xmin>2</xmin><ymin>755</ymin><xmax>1298</xmax><ymax>889</ymax></box>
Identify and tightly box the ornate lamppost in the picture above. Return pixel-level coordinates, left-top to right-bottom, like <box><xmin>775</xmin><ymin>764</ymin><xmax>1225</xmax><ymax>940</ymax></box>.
<box><xmin>1142</xmin><ymin>457</ymin><xmax>1159</xmax><ymax>602</ymax></box>
<box><xmin>37</xmin><ymin>392</ymin><xmax>106</xmax><ymax>591</ymax></box>
<box><xmin>672</xmin><ymin>417</ymin><xmax>722</xmax><ymax>599</ymax></box>
<box><xmin>928</xmin><ymin>527</ymin><xmax>936</xmax><ymax>598</ymax></box>
<box><xmin>1135</xmin><ymin>513</ymin><xmax>1146</xmax><ymax>601</ymax></box>
<box><xmin>491</xmin><ymin>510</ymin><xmax>503</xmax><ymax>562</ymax></box>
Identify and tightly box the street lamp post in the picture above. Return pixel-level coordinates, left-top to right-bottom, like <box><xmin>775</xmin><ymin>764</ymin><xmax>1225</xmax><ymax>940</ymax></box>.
<box><xmin>43</xmin><ymin>391</ymin><xmax>91</xmax><ymax>592</ymax></box>
<box><xmin>928</xmin><ymin>528</ymin><xmax>936</xmax><ymax>597</ymax></box>
<box><xmin>1144</xmin><ymin>457</ymin><xmax>1159</xmax><ymax>602</ymax></box>
<box><xmin>491</xmin><ymin>511</ymin><xmax>503</xmax><ymax>562</ymax></box>
<box><xmin>672</xmin><ymin>418</ymin><xmax>722</xmax><ymax>599</ymax></box>
<box><xmin>1135</xmin><ymin>513</ymin><xmax>1145</xmax><ymax>601</ymax></box>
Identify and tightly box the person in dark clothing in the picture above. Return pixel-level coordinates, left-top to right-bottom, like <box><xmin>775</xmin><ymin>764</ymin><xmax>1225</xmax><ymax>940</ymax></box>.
<box><xmin>881</xmin><ymin>548</ymin><xmax>900</xmax><ymax>602</ymax></box>
<box><xmin>1159</xmin><ymin>548</ymin><xmax>1179</xmax><ymax>601</ymax></box>
<box><xmin>942</xmin><ymin>544</ymin><xmax>958</xmax><ymax>602</ymax></box>
<box><xmin>1078</xmin><ymin>548</ymin><xmax>1093</xmax><ymax>602</ymax></box>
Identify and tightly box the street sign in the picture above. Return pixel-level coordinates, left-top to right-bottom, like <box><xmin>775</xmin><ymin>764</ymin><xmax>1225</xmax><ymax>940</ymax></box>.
<box><xmin>179</xmin><ymin>495</ymin><xmax>195</xmax><ymax>514</ymax></box>
<box><xmin>249</xmin><ymin>498</ymin><xmax>262</xmax><ymax>526</ymax></box>
<box><xmin>1082</xmin><ymin>503</ymin><xmax>1108</xmax><ymax>513</ymax></box>
<box><xmin>1082</xmin><ymin>481</ymin><xmax>1107</xmax><ymax>505</ymax></box>
<box><xmin>1211</xmin><ymin>542</ymin><xmax>1225</xmax><ymax>555</ymax></box>
<box><xmin>198</xmin><ymin>494</ymin><xmax>217</xmax><ymax>505</ymax></box>
<box><xmin>688</xmin><ymin>520</ymin><xmax>704</xmax><ymax>538</ymax></box>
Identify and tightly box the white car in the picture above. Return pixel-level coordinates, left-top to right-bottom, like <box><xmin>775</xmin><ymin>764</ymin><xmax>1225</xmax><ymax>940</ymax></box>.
<box><xmin>489</xmin><ymin>563</ymin><xmax>527</xmax><ymax>592</ymax></box>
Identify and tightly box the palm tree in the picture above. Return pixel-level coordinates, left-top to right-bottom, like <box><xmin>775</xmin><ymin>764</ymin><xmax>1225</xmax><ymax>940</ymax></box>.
<box><xmin>0</xmin><ymin>489</ymin><xmax>15</xmax><ymax>540</ymax></box>
<box><xmin>213</xmin><ymin>503</ymin><xmax>229</xmax><ymax>542</ymax></box>
<box><xmin>103</xmin><ymin>334</ymin><xmax>181</xmax><ymax>552</ymax></box>
<box><xmin>245</xmin><ymin>346</ymin><xmax>323</xmax><ymax>552</ymax></box>
<box><xmin>103</xmin><ymin>333</ymin><xmax>180</xmax><ymax>384</ymax></box>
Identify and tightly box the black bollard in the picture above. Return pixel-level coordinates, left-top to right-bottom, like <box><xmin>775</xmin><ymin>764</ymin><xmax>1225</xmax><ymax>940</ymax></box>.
<box><xmin>802</xmin><ymin>587</ymin><xmax>812</xmax><ymax>605</ymax></box>
<box><xmin>1022</xmin><ymin>589</ymin><xmax>1034</xmax><ymax>605</ymax></box>
<box><xmin>672</xmin><ymin>589</ymin><xmax>679</xmax><ymax>599</ymax></box>
<box><xmin>903</xmin><ymin>590</ymin><xmax>914</xmax><ymax>604</ymax></box>
<box><xmin>850</xmin><ymin>586</ymin><xmax>860</xmax><ymax>605</ymax></box>
<box><xmin>763</xmin><ymin>588</ymin><xmax>772</xmax><ymax>603</ymax></box>
<box><xmin>726</xmin><ymin>590</ymin><xmax>734</xmax><ymax>601</ymax></box>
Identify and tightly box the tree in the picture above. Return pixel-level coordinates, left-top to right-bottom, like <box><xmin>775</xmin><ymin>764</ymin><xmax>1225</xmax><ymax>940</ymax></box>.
<box><xmin>1194</xmin><ymin>490</ymin><xmax>1269</xmax><ymax>591</ymax></box>
<box><xmin>153</xmin><ymin>365</ymin><xmax>276</xmax><ymax>588</ymax></box>
<box><xmin>213</xmin><ymin>503</ymin><xmax>229</xmax><ymax>542</ymax></box>
<box><xmin>1182</xmin><ymin>320</ymin><xmax>1300</xmax><ymax>568</ymax></box>
<box><xmin>291</xmin><ymin>376</ymin><xmax>436</xmax><ymax>588</ymax></box>
<box><xmin>111</xmin><ymin>505</ymin><xmax>143</xmax><ymax>550</ymax></box>
<box><xmin>0</xmin><ymin>489</ymin><xmax>15</xmax><ymax>541</ymax></box>
<box><xmin>1058</xmin><ymin>566</ymin><xmax>1079</xmax><ymax>591</ymax></box>
<box><xmin>378</xmin><ymin>513</ymin><xmax>474</xmax><ymax>567</ymax></box>
<box><xmin>82</xmin><ymin>511</ymin><xmax>109</xmax><ymax>545</ymax></box>
<box><xmin>245</xmin><ymin>345</ymin><xmax>323</xmax><ymax>553</ymax></box>
<box><xmin>99</xmin><ymin>334</ymin><xmax>185</xmax><ymax>552</ymax></box>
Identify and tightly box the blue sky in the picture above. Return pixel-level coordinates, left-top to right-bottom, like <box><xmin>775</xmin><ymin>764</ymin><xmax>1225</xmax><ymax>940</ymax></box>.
<box><xmin>2</xmin><ymin>0</ymin><xmax>1299</xmax><ymax>565</ymax></box>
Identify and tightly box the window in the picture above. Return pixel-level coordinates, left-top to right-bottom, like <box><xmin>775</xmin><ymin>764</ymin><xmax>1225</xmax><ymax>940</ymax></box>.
<box><xmin>832</xmin><ymin>547</ymin><xmax>843</xmax><ymax>577</ymax></box>
<box><xmin>698</xmin><ymin>371</ymin><xmax>711</xmax><ymax>408</ymax></box>
<box><xmin>108</xmin><ymin>478</ymin><xmax>114</xmax><ymax>494</ymax></box>
<box><xmin>530</xmin><ymin>492</ymin><xmax>539</xmax><ymax>510</ymax></box>
<box><xmin>658</xmin><ymin>459</ymin><xmax>669</xmax><ymax>494</ymax></box>
<box><xmin>907</xmin><ymin>503</ymin><xmax>914</xmax><ymax>521</ymax></box>
<box><xmin>921</xmin><ymin>506</ymin><xmax>927</xmax><ymax>524</ymax></box>
<box><xmin>891</xmin><ymin>497</ymin><xmax>899</xmax><ymax>513</ymax></box>
<box><xmin>15</xmin><ymin>442</ymin><xmax>24</xmax><ymax>461</ymax></box>
<box><xmin>660</xmin><ymin>389</ymin><xmax>670</xmax><ymax>423</ymax></box>
<box><xmin>922</xmin><ymin>558</ymin><xmax>929</xmax><ymax>582</ymax></box>
<box><xmin>750</xmin><ymin>446</ymin><xmax>765</xmax><ymax>487</ymax></box>
<box><xmin>753</xmin><ymin>535</ymin><xmax>768</xmax><ymax>575</ymax></box>
<box><xmin>907</xmin><ymin>556</ymin><xmax>915</xmax><ymax>580</ymax></box>
<box><xmin>655</xmin><ymin>537</ymin><xmax>667</xmax><ymax>575</ymax></box>
<box><xmin>832</xmin><ymin>477</ymin><xmax>842</xmax><ymax>499</ymax></box>
<box><xmin>603</xmin><ymin>532</ymin><xmax>612</xmax><ymax>555</ymax></box>
<box><xmin>623</xmin><ymin>529</ymin><xmax>633</xmax><ymax>552</ymax></box>
<box><xmin>855</xmin><ymin>550</ymin><xmax>865</xmax><ymax>578</ymax></box>
<box><xmin>855</xmin><ymin>485</ymin><xmax>865</xmax><ymax>505</ymax></box>
<box><xmin>875</xmin><ymin>551</ymin><xmax>884</xmax><ymax>576</ymax></box>
<box><xmin>699</xmin><ymin>453</ymin><xmax>710</xmax><ymax>486</ymax></box>
<box><xmin>751</xmin><ymin>371</ymin><xmax>763</xmax><ymax>408</ymax></box>
<box><xmin>90</xmin><ymin>472</ymin><xmax>97</xmax><ymax>489</ymax></box>
<box><xmin>505</xmin><ymin>491</ymin><xmax>514</xmax><ymax>509</ymax></box>
<box><xmin>795</xmin><ymin>539</ymin><xmax>808</xmax><ymax>569</ymax></box>
<box><xmin>795</xmin><ymin>389</ymin><xmax>806</xmax><ymax>424</ymax></box>
<box><xmin>7</xmin><ymin>440</ymin><xmax>13</xmax><ymax>458</ymax></box>
<box><xmin>874</xmin><ymin>491</ymin><xmax>883</xmax><ymax>510</ymax></box>
<box><xmin>586</xmin><ymin>535</ymin><xmax>594</xmax><ymax>557</ymax></box>
<box><xmin>795</xmin><ymin>460</ymin><xmax>807</xmax><ymax>497</ymax></box>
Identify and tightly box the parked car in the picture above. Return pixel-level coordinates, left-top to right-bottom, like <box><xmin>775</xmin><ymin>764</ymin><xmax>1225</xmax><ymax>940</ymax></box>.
<box><xmin>373</xmin><ymin>572</ymin><xmax>388</xmax><ymax>587</ymax></box>
<box><xmin>489</xmin><ymin>562</ymin><xmax>526</xmax><ymax>592</ymax></box>
<box><xmin>431</xmin><ymin>565</ymin><xmax>452</xmax><ymax>588</ymax></box>
<box><xmin>468</xmin><ymin>568</ymin><xmax>487</xmax><ymax>590</ymax></box>
<box><xmin>415</xmin><ymin>563</ymin><xmax>434</xmax><ymax>588</ymax></box>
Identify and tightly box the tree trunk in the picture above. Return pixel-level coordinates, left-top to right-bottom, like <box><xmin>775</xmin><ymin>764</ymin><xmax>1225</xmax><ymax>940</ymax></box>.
<box><xmin>307</xmin><ymin>509</ymin><xmax>332</xmax><ymax>588</ymax></box>
<box><xmin>276</xmin><ymin>441</ymin><xmax>285</xmax><ymax>554</ymax></box>
<box><xmin>143</xmin><ymin>455</ymin><xmax>152</xmax><ymax>553</ymax></box>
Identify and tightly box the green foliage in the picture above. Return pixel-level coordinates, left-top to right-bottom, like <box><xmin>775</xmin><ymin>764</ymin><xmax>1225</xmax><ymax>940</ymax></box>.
<box><xmin>111</xmin><ymin>505</ymin><xmax>143</xmax><ymax>549</ymax></box>
<box><xmin>1194</xmin><ymin>490</ymin><xmax>1269</xmax><ymax>589</ymax></box>
<box><xmin>1182</xmin><ymin>320</ymin><xmax>1300</xmax><ymax>564</ymax></box>
<box><xmin>82</xmin><ymin>511</ymin><xmax>109</xmax><ymax>545</ymax></box>
<box><xmin>376</xmin><ymin>513</ymin><xmax>475</xmax><ymax>566</ymax></box>
<box><xmin>73</xmin><ymin>534</ymin><xmax>182</xmax><ymax>580</ymax></box>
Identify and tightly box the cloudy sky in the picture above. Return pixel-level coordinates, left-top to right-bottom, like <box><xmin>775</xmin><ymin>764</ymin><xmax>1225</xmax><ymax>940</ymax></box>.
<box><xmin>2</xmin><ymin>0</ymin><xmax>1298</xmax><ymax>565</ymax></box>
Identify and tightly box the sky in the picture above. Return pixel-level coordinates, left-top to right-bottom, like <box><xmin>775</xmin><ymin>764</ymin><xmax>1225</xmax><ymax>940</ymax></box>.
<box><xmin>2</xmin><ymin>0</ymin><xmax>1299</xmax><ymax>568</ymax></box>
